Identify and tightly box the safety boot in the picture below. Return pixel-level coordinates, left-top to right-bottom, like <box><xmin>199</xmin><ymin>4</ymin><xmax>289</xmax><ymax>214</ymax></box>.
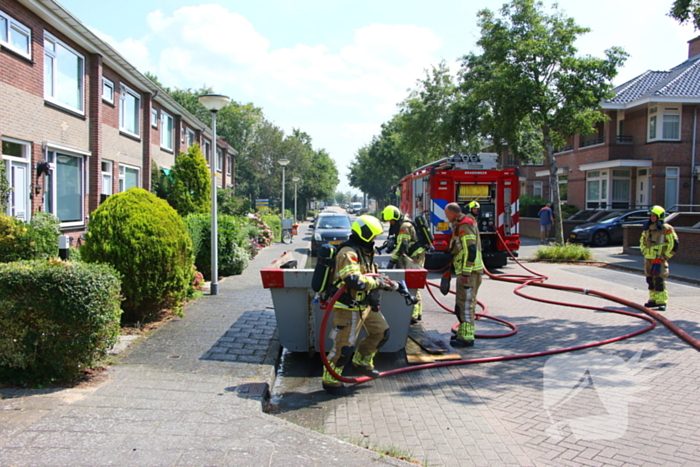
<box><xmin>657</xmin><ymin>304</ymin><xmax>666</xmax><ymax>312</ymax></box>
<box><xmin>322</xmin><ymin>362</ymin><xmax>349</xmax><ymax>396</ymax></box>
<box><xmin>644</xmin><ymin>300</ymin><xmax>658</xmax><ymax>308</ymax></box>
<box><xmin>451</xmin><ymin>322</ymin><xmax>475</xmax><ymax>347</ymax></box>
<box><xmin>352</xmin><ymin>351</ymin><xmax>379</xmax><ymax>378</ymax></box>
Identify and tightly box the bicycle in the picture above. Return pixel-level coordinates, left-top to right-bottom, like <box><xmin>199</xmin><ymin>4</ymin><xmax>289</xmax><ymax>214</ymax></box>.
<box><xmin>282</xmin><ymin>228</ymin><xmax>293</xmax><ymax>244</ymax></box>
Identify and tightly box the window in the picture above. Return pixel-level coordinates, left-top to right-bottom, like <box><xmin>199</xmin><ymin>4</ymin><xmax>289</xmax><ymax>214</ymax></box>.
<box><xmin>611</xmin><ymin>169</ymin><xmax>631</xmax><ymax>209</ymax></box>
<box><xmin>45</xmin><ymin>151</ymin><xmax>85</xmax><ymax>226</ymax></box>
<box><xmin>558</xmin><ymin>175</ymin><xmax>568</xmax><ymax>202</ymax></box>
<box><xmin>2</xmin><ymin>138</ymin><xmax>31</xmax><ymax>222</ymax></box>
<box><xmin>227</xmin><ymin>154</ymin><xmax>232</xmax><ymax>175</ymax></box>
<box><xmin>586</xmin><ymin>170</ymin><xmax>609</xmax><ymax>209</ymax></box>
<box><xmin>160</xmin><ymin>111</ymin><xmax>173</xmax><ymax>150</ymax></box>
<box><xmin>0</xmin><ymin>11</ymin><xmax>31</xmax><ymax>59</ymax></box>
<box><xmin>151</xmin><ymin>108</ymin><xmax>158</xmax><ymax>128</ymax></box>
<box><xmin>101</xmin><ymin>160</ymin><xmax>113</xmax><ymax>196</ymax></box>
<box><xmin>44</xmin><ymin>33</ymin><xmax>85</xmax><ymax>113</ymax></box>
<box><xmin>665</xmin><ymin>167</ymin><xmax>679</xmax><ymax>209</ymax></box>
<box><xmin>649</xmin><ymin>107</ymin><xmax>681</xmax><ymax>141</ymax></box>
<box><xmin>203</xmin><ymin>141</ymin><xmax>211</xmax><ymax>165</ymax></box>
<box><xmin>102</xmin><ymin>77</ymin><xmax>114</xmax><ymax>104</ymax></box>
<box><xmin>217</xmin><ymin>148</ymin><xmax>223</xmax><ymax>173</ymax></box>
<box><xmin>119</xmin><ymin>83</ymin><xmax>140</xmax><ymax>136</ymax></box>
<box><xmin>118</xmin><ymin>164</ymin><xmax>139</xmax><ymax>192</ymax></box>
<box><xmin>186</xmin><ymin>129</ymin><xmax>196</xmax><ymax>149</ymax></box>
<box><xmin>533</xmin><ymin>181</ymin><xmax>543</xmax><ymax>198</ymax></box>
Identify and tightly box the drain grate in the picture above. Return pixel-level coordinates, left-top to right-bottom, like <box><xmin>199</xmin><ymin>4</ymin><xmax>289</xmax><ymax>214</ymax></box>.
<box><xmin>236</xmin><ymin>382</ymin><xmax>269</xmax><ymax>398</ymax></box>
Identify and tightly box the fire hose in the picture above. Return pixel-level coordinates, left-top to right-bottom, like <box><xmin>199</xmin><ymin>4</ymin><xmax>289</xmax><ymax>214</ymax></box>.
<box><xmin>319</xmin><ymin>237</ymin><xmax>699</xmax><ymax>386</ymax></box>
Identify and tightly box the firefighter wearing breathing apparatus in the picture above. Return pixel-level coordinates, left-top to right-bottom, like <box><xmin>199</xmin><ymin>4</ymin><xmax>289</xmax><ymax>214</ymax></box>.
<box><xmin>322</xmin><ymin>215</ymin><xmax>399</xmax><ymax>395</ymax></box>
<box><xmin>381</xmin><ymin>205</ymin><xmax>426</xmax><ymax>324</ymax></box>
<box><xmin>640</xmin><ymin>205</ymin><xmax>679</xmax><ymax>312</ymax></box>
<box><xmin>445</xmin><ymin>202</ymin><xmax>483</xmax><ymax>347</ymax></box>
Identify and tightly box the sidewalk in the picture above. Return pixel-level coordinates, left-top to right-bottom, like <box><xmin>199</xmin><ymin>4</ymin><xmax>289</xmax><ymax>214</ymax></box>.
<box><xmin>0</xmin><ymin>221</ymin><xmax>413</xmax><ymax>467</ymax></box>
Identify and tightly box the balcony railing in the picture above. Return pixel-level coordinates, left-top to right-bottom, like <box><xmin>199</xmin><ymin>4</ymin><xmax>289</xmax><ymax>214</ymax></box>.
<box><xmin>615</xmin><ymin>135</ymin><xmax>633</xmax><ymax>144</ymax></box>
<box><xmin>580</xmin><ymin>137</ymin><xmax>605</xmax><ymax>148</ymax></box>
<box><xmin>553</xmin><ymin>144</ymin><xmax>573</xmax><ymax>154</ymax></box>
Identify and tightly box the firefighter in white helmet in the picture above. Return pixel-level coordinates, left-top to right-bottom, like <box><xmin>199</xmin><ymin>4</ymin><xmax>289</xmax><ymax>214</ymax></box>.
<box><xmin>444</xmin><ymin>202</ymin><xmax>483</xmax><ymax>347</ymax></box>
<box><xmin>640</xmin><ymin>206</ymin><xmax>678</xmax><ymax>312</ymax></box>
<box><xmin>322</xmin><ymin>215</ymin><xmax>399</xmax><ymax>395</ymax></box>
<box><xmin>380</xmin><ymin>205</ymin><xmax>426</xmax><ymax>324</ymax></box>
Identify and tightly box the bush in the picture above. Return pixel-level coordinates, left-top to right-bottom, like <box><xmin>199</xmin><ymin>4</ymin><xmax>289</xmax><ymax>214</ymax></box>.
<box><xmin>535</xmin><ymin>242</ymin><xmax>593</xmax><ymax>261</ymax></box>
<box><xmin>80</xmin><ymin>188</ymin><xmax>194</xmax><ymax>324</ymax></box>
<box><xmin>183</xmin><ymin>213</ymin><xmax>207</xmax><ymax>263</ymax></box>
<box><xmin>195</xmin><ymin>214</ymin><xmax>249</xmax><ymax>278</ymax></box>
<box><xmin>29</xmin><ymin>212</ymin><xmax>61</xmax><ymax>259</ymax></box>
<box><xmin>0</xmin><ymin>260</ymin><xmax>122</xmax><ymax>385</ymax></box>
<box><xmin>0</xmin><ymin>214</ymin><xmax>35</xmax><ymax>262</ymax></box>
<box><xmin>167</xmin><ymin>144</ymin><xmax>211</xmax><ymax>217</ymax></box>
<box><xmin>261</xmin><ymin>214</ymin><xmax>281</xmax><ymax>243</ymax></box>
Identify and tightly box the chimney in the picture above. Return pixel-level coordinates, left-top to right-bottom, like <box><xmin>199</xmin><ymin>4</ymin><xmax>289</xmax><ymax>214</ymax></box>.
<box><xmin>689</xmin><ymin>35</ymin><xmax>700</xmax><ymax>59</ymax></box>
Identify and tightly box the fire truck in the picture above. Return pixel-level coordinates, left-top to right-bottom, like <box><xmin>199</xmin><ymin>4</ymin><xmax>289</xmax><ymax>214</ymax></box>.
<box><xmin>393</xmin><ymin>153</ymin><xmax>520</xmax><ymax>270</ymax></box>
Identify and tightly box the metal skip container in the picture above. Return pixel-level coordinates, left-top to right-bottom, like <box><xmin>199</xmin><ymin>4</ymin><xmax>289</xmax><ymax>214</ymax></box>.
<box><xmin>261</xmin><ymin>266</ymin><xmax>427</xmax><ymax>353</ymax></box>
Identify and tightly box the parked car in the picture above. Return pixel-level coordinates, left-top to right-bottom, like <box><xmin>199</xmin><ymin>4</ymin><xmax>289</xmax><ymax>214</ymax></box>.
<box><xmin>309</xmin><ymin>213</ymin><xmax>352</xmax><ymax>256</ymax></box>
<box><xmin>569</xmin><ymin>210</ymin><xmax>651</xmax><ymax>247</ymax></box>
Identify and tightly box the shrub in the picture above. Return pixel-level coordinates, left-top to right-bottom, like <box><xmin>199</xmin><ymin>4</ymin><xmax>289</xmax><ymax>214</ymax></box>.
<box><xmin>183</xmin><ymin>213</ymin><xmax>207</xmax><ymax>263</ymax></box>
<box><xmin>0</xmin><ymin>259</ymin><xmax>122</xmax><ymax>385</ymax></box>
<box><xmin>80</xmin><ymin>188</ymin><xmax>194</xmax><ymax>324</ymax></box>
<box><xmin>29</xmin><ymin>212</ymin><xmax>61</xmax><ymax>259</ymax></box>
<box><xmin>261</xmin><ymin>214</ymin><xmax>281</xmax><ymax>243</ymax></box>
<box><xmin>167</xmin><ymin>144</ymin><xmax>211</xmax><ymax>217</ymax></box>
<box><xmin>0</xmin><ymin>214</ymin><xmax>35</xmax><ymax>262</ymax></box>
<box><xmin>535</xmin><ymin>242</ymin><xmax>593</xmax><ymax>261</ymax></box>
<box><xmin>195</xmin><ymin>214</ymin><xmax>249</xmax><ymax>278</ymax></box>
<box><xmin>218</xmin><ymin>189</ymin><xmax>251</xmax><ymax>216</ymax></box>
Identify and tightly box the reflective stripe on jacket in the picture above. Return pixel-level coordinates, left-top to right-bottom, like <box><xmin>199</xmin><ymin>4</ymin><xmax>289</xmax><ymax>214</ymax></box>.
<box><xmin>389</xmin><ymin>217</ymin><xmax>425</xmax><ymax>261</ymax></box>
<box><xmin>450</xmin><ymin>214</ymin><xmax>483</xmax><ymax>275</ymax></box>
<box><xmin>640</xmin><ymin>223</ymin><xmax>677</xmax><ymax>260</ymax></box>
<box><xmin>333</xmin><ymin>245</ymin><xmax>378</xmax><ymax>310</ymax></box>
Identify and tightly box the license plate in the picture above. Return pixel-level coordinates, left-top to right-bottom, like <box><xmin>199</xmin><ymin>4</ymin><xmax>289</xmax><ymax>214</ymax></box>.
<box><xmin>437</xmin><ymin>222</ymin><xmax>449</xmax><ymax>231</ymax></box>
<box><xmin>570</xmin><ymin>234</ymin><xmax>576</xmax><ymax>238</ymax></box>
<box><xmin>329</xmin><ymin>241</ymin><xmax>342</xmax><ymax>245</ymax></box>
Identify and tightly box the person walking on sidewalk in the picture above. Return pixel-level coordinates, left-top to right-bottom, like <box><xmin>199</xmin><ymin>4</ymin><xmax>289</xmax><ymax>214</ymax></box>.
<box><xmin>444</xmin><ymin>202</ymin><xmax>483</xmax><ymax>347</ymax></box>
<box><xmin>381</xmin><ymin>205</ymin><xmax>426</xmax><ymax>324</ymax></box>
<box><xmin>640</xmin><ymin>205</ymin><xmax>679</xmax><ymax>312</ymax></box>
<box><xmin>538</xmin><ymin>203</ymin><xmax>554</xmax><ymax>244</ymax></box>
<box><xmin>322</xmin><ymin>215</ymin><xmax>399</xmax><ymax>395</ymax></box>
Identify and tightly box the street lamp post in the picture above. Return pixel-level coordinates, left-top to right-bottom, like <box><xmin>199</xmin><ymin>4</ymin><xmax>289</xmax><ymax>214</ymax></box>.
<box><xmin>292</xmin><ymin>177</ymin><xmax>300</xmax><ymax>222</ymax></box>
<box><xmin>198</xmin><ymin>93</ymin><xmax>230</xmax><ymax>296</ymax></box>
<box><xmin>278</xmin><ymin>159</ymin><xmax>290</xmax><ymax>222</ymax></box>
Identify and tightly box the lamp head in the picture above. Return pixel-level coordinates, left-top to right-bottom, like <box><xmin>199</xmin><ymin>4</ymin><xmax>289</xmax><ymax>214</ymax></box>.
<box><xmin>278</xmin><ymin>159</ymin><xmax>290</xmax><ymax>167</ymax></box>
<box><xmin>198</xmin><ymin>93</ymin><xmax>230</xmax><ymax>112</ymax></box>
<box><xmin>292</xmin><ymin>177</ymin><xmax>300</xmax><ymax>182</ymax></box>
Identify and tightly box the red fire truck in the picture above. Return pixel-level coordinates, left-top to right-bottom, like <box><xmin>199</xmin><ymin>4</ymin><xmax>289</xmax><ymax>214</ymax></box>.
<box><xmin>393</xmin><ymin>153</ymin><xmax>520</xmax><ymax>270</ymax></box>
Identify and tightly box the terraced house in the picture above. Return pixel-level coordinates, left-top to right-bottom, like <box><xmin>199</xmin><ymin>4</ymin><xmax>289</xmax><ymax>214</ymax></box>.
<box><xmin>1</xmin><ymin>0</ymin><xmax>235</xmax><ymax>241</ymax></box>
<box><xmin>519</xmin><ymin>37</ymin><xmax>700</xmax><ymax>212</ymax></box>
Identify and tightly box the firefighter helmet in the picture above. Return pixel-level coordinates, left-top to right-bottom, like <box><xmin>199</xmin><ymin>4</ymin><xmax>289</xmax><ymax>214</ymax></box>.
<box><xmin>650</xmin><ymin>205</ymin><xmax>666</xmax><ymax>220</ymax></box>
<box><xmin>352</xmin><ymin>215</ymin><xmax>384</xmax><ymax>242</ymax></box>
<box><xmin>381</xmin><ymin>205</ymin><xmax>401</xmax><ymax>222</ymax></box>
<box><xmin>468</xmin><ymin>201</ymin><xmax>480</xmax><ymax>210</ymax></box>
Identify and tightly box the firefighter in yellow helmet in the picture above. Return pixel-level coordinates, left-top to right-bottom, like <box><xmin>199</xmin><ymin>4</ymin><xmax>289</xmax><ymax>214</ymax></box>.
<box><xmin>381</xmin><ymin>205</ymin><xmax>426</xmax><ymax>324</ymax></box>
<box><xmin>445</xmin><ymin>202</ymin><xmax>483</xmax><ymax>347</ymax></box>
<box><xmin>322</xmin><ymin>215</ymin><xmax>399</xmax><ymax>395</ymax></box>
<box><xmin>466</xmin><ymin>200</ymin><xmax>480</xmax><ymax>225</ymax></box>
<box><xmin>640</xmin><ymin>206</ymin><xmax>679</xmax><ymax>312</ymax></box>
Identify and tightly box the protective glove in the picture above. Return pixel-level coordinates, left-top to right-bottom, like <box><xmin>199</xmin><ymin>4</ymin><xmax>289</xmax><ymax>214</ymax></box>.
<box><xmin>439</xmin><ymin>270</ymin><xmax>451</xmax><ymax>296</ymax></box>
<box><xmin>387</xmin><ymin>260</ymin><xmax>397</xmax><ymax>269</ymax></box>
<box><xmin>376</xmin><ymin>275</ymin><xmax>399</xmax><ymax>291</ymax></box>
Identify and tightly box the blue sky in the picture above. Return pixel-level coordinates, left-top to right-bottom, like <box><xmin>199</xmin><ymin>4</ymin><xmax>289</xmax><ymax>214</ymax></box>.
<box><xmin>57</xmin><ymin>0</ymin><xmax>697</xmax><ymax>194</ymax></box>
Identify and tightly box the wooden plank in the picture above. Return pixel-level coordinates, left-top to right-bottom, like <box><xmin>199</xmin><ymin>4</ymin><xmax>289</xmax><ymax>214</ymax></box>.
<box><xmin>405</xmin><ymin>338</ymin><xmax>462</xmax><ymax>365</ymax></box>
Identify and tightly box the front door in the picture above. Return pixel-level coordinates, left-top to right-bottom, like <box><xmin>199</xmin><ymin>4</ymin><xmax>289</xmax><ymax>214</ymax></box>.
<box><xmin>9</xmin><ymin>162</ymin><xmax>29</xmax><ymax>222</ymax></box>
<box><xmin>636</xmin><ymin>168</ymin><xmax>650</xmax><ymax>209</ymax></box>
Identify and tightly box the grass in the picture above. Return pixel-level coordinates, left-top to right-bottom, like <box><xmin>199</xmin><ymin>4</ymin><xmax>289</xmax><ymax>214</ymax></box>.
<box><xmin>344</xmin><ymin>435</ymin><xmax>424</xmax><ymax>465</ymax></box>
<box><xmin>535</xmin><ymin>242</ymin><xmax>594</xmax><ymax>261</ymax></box>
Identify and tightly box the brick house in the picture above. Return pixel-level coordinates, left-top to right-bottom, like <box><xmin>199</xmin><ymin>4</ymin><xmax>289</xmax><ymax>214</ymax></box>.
<box><xmin>1</xmin><ymin>0</ymin><xmax>235</xmax><ymax>241</ymax></box>
<box><xmin>519</xmin><ymin>37</ymin><xmax>700</xmax><ymax>213</ymax></box>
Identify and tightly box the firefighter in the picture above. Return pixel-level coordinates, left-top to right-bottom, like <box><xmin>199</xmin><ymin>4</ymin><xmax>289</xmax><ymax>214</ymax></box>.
<box><xmin>322</xmin><ymin>215</ymin><xmax>399</xmax><ymax>395</ymax></box>
<box><xmin>444</xmin><ymin>202</ymin><xmax>483</xmax><ymax>347</ymax></box>
<box><xmin>381</xmin><ymin>205</ymin><xmax>426</xmax><ymax>324</ymax></box>
<box><xmin>640</xmin><ymin>206</ymin><xmax>679</xmax><ymax>312</ymax></box>
<box><xmin>466</xmin><ymin>200</ymin><xmax>480</xmax><ymax>225</ymax></box>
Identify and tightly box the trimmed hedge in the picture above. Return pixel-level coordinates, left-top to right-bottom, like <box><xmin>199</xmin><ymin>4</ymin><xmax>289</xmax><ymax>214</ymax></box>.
<box><xmin>80</xmin><ymin>188</ymin><xmax>194</xmax><ymax>323</ymax></box>
<box><xmin>0</xmin><ymin>260</ymin><xmax>122</xmax><ymax>385</ymax></box>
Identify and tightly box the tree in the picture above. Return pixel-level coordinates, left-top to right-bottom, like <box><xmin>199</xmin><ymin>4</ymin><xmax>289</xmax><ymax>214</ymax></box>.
<box><xmin>669</xmin><ymin>0</ymin><xmax>700</xmax><ymax>29</ymax></box>
<box><xmin>460</xmin><ymin>0</ymin><xmax>627</xmax><ymax>243</ymax></box>
<box><xmin>168</xmin><ymin>144</ymin><xmax>211</xmax><ymax>216</ymax></box>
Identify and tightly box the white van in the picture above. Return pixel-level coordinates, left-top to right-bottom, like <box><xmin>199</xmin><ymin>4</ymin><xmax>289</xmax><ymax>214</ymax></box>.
<box><xmin>350</xmin><ymin>202</ymin><xmax>363</xmax><ymax>214</ymax></box>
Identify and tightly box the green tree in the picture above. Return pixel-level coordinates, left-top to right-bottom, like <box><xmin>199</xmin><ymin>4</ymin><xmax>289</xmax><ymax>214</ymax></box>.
<box><xmin>669</xmin><ymin>0</ymin><xmax>700</xmax><ymax>28</ymax></box>
<box><xmin>0</xmin><ymin>159</ymin><xmax>10</xmax><ymax>212</ymax></box>
<box><xmin>168</xmin><ymin>144</ymin><xmax>211</xmax><ymax>216</ymax></box>
<box><xmin>460</xmin><ymin>0</ymin><xmax>627</xmax><ymax>243</ymax></box>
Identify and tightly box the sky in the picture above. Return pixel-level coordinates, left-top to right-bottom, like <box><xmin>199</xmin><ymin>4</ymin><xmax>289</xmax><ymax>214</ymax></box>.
<box><xmin>56</xmin><ymin>0</ymin><xmax>697</xmax><ymax>195</ymax></box>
